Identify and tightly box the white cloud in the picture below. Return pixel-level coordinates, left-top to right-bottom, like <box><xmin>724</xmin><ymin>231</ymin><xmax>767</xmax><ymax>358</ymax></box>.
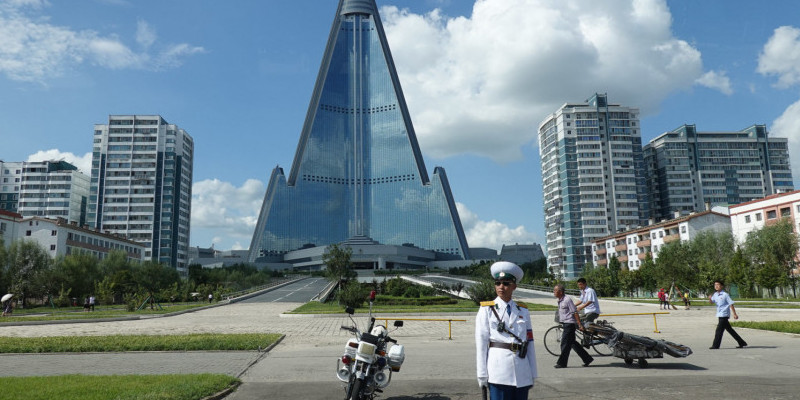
<box><xmin>0</xmin><ymin>1</ymin><xmax>203</xmax><ymax>82</ymax></box>
<box><xmin>27</xmin><ymin>149</ymin><xmax>92</xmax><ymax>174</ymax></box>
<box><xmin>770</xmin><ymin>99</ymin><xmax>800</xmax><ymax>185</ymax></box>
<box><xmin>695</xmin><ymin>70</ymin><xmax>733</xmax><ymax>95</ymax></box>
<box><xmin>757</xmin><ymin>26</ymin><xmax>800</xmax><ymax>89</ymax></box>
<box><xmin>191</xmin><ymin>179</ymin><xmax>265</xmax><ymax>246</ymax></box>
<box><xmin>381</xmin><ymin>0</ymin><xmax>706</xmax><ymax>161</ymax></box>
<box><xmin>457</xmin><ymin>202</ymin><xmax>539</xmax><ymax>250</ymax></box>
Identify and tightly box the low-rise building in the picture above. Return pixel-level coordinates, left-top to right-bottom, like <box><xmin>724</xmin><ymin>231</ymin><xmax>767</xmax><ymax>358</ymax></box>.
<box><xmin>591</xmin><ymin>210</ymin><xmax>731</xmax><ymax>270</ymax></box>
<box><xmin>729</xmin><ymin>190</ymin><xmax>800</xmax><ymax>271</ymax></box>
<box><xmin>17</xmin><ymin>217</ymin><xmax>145</xmax><ymax>261</ymax></box>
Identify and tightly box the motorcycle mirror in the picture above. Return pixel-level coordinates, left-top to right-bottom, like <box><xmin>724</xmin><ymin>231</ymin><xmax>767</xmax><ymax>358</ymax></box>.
<box><xmin>345</xmin><ymin>307</ymin><xmax>355</xmax><ymax>315</ymax></box>
<box><xmin>394</xmin><ymin>320</ymin><xmax>403</xmax><ymax>327</ymax></box>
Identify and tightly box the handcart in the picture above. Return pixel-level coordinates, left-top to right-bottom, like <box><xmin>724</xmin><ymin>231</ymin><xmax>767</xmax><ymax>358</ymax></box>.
<box><xmin>583</xmin><ymin>321</ymin><xmax>692</xmax><ymax>368</ymax></box>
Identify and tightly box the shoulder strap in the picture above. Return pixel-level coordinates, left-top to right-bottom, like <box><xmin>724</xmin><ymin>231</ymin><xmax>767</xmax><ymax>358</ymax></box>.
<box><xmin>516</xmin><ymin>302</ymin><xmax>528</xmax><ymax>309</ymax></box>
<box><xmin>480</xmin><ymin>301</ymin><xmax>495</xmax><ymax>307</ymax></box>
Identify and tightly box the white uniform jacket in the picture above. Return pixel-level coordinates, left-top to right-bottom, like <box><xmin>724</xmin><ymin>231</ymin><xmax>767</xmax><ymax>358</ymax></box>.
<box><xmin>475</xmin><ymin>296</ymin><xmax>538</xmax><ymax>387</ymax></box>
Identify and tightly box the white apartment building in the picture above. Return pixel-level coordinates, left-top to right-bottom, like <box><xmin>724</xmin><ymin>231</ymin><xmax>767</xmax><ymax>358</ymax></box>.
<box><xmin>0</xmin><ymin>209</ymin><xmax>22</xmax><ymax>247</ymax></box>
<box><xmin>0</xmin><ymin>161</ymin><xmax>23</xmax><ymax>213</ymax></box>
<box><xmin>17</xmin><ymin>217</ymin><xmax>144</xmax><ymax>261</ymax></box>
<box><xmin>88</xmin><ymin>115</ymin><xmax>193</xmax><ymax>275</ymax></box>
<box><xmin>729</xmin><ymin>189</ymin><xmax>800</xmax><ymax>249</ymax></box>
<box><xmin>644</xmin><ymin>124</ymin><xmax>793</xmax><ymax>222</ymax></box>
<box><xmin>539</xmin><ymin>93</ymin><xmax>649</xmax><ymax>279</ymax></box>
<box><xmin>591</xmin><ymin>210</ymin><xmax>731</xmax><ymax>270</ymax></box>
<box><xmin>17</xmin><ymin>160</ymin><xmax>89</xmax><ymax>225</ymax></box>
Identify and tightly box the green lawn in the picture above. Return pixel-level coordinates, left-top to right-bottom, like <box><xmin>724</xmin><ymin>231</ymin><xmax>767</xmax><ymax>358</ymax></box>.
<box><xmin>0</xmin><ymin>333</ymin><xmax>281</xmax><ymax>353</ymax></box>
<box><xmin>289</xmin><ymin>299</ymin><xmax>555</xmax><ymax>314</ymax></box>
<box><xmin>732</xmin><ymin>320</ymin><xmax>800</xmax><ymax>334</ymax></box>
<box><xmin>0</xmin><ymin>303</ymin><xmax>213</xmax><ymax>323</ymax></box>
<box><xmin>0</xmin><ymin>374</ymin><xmax>238</xmax><ymax>400</ymax></box>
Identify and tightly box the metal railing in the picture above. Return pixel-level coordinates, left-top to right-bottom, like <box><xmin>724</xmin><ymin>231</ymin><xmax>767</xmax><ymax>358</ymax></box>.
<box><xmin>599</xmin><ymin>311</ymin><xmax>670</xmax><ymax>333</ymax></box>
<box><xmin>376</xmin><ymin>317</ymin><xmax>467</xmax><ymax>340</ymax></box>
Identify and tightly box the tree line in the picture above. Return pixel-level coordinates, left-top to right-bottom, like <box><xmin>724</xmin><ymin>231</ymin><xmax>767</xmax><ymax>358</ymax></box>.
<box><xmin>582</xmin><ymin>219</ymin><xmax>798</xmax><ymax>298</ymax></box>
<box><xmin>0</xmin><ymin>238</ymin><xmax>280</xmax><ymax>310</ymax></box>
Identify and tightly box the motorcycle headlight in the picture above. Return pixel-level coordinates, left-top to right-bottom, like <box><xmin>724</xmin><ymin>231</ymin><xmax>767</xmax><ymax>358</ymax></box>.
<box><xmin>357</xmin><ymin>342</ymin><xmax>376</xmax><ymax>358</ymax></box>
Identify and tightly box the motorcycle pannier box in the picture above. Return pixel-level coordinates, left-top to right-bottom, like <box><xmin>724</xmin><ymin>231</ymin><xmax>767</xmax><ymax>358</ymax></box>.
<box><xmin>387</xmin><ymin>344</ymin><xmax>405</xmax><ymax>371</ymax></box>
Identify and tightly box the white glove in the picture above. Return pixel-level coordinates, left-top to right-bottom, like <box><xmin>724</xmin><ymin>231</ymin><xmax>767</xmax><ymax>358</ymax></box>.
<box><xmin>478</xmin><ymin>377</ymin><xmax>488</xmax><ymax>388</ymax></box>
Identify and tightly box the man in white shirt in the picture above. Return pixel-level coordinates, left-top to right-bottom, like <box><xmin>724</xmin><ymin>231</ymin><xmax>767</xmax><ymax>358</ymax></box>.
<box><xmin>576</xmin><ymin>278</ymin><xmax>600</xmax><ymax>324</ymax></box>
<box><xmin>709</xmin><ymin>280</ymin><xmax>747</xmax><ymax>349</ymax></box>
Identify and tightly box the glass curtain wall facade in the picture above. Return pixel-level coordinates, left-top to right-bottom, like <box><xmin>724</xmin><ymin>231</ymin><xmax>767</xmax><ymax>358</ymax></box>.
<box><xmin>88</xmin><ymin>115</ymin><xmax>193</xmax><ymax>274</ymax></box>
<box><xmin>539</xmin><ymin>94</ymin><xmax>648</xmax><ymax>279</ymax></box>
<box><xmin>644</xmin><ymin>124</ymin><xmax>794</xmax><ymax>221</ymax></box>
<box><xmin>249</xmin><ymin>0</ymin><xmax>470</xmax><ymax>262</ymax></box>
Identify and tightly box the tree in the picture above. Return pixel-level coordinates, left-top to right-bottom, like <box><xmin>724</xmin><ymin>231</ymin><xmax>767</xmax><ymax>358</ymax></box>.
<box><xmin>5</xmin><ymin>240</ymin><xmax>51</xmax><ymax>307</ymax></box>
<box><xmin>51</xmin><ymin>252</ymin><xmax>100</xmax><ymax>301</ymax></box>
<box><xmin>132</xmin><ymin>260</ymin><xmax>180</xmax><ymax>299</ymax></box>
<box><xmin>618</xmin><ymin>266</ymin><xmax>642</xmax><ymax>297</ymax></box>
<box><xmin>653</xmin><ymin>241</ymin><xmax>695</xmax><ymax>290</ymax></box>
<box><xmin>745</xmin><ymin>219</ymin><xmax>799</xmax><ymax>297</ymax></box>
<box><xmin>690</xmin><ymin>231</ymin><xmax>734</xmax><ymax>293</ymax></box>
<box><xmin>637</xmin><ymin>254</ymin><xmax>657</xmax><ymax>294</ymax></box>
<box><xmin>323</xmin><ymin>244</ymin><xmax>356</xmax><ymax>283</ymax></box>
<box><xmin>728</xmin><ymin>247</ymin><xmax>756</xmax><ymax>298</ymax></box>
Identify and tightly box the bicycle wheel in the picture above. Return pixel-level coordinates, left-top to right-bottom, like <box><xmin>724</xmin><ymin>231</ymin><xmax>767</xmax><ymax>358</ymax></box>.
<box><xmin>543</xmin><ymin>325</ymin><xmax>563</xmax><ymax>356</ymax></box>
<box><xmin>590</xmin><ymin>333</ymin><xmax>613</xmax><ymax>356</ymax></box>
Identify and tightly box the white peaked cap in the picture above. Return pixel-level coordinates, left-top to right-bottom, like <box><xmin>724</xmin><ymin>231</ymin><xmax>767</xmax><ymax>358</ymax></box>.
<box><xmin>490</xmin><ymin>261</ymin><xmax>523</xmax><ymax>282</ymax></box>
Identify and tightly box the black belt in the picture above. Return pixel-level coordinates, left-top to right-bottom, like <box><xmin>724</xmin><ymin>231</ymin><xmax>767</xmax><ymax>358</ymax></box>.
<box><xmin>489</xmin><ymin>341</ymin><xmax>522</xmax><ymax>351</ymax></box>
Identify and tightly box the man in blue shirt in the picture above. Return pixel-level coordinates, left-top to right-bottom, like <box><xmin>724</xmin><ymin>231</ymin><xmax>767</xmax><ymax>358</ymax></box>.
<box><xmin>709</xmin><ymin>280</ymin><xmax>747</xmax><ymax>349</ymax></box>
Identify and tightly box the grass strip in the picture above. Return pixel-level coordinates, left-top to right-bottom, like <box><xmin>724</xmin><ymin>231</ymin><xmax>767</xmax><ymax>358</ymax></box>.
<box><xmin>289</xmin><ymin>299</ymin><xmax>555</xmax><ymax>314</ymax></box>
<box><xmin>0</xmin><ymin>303</ymin><xmax>212</xmax><ymax>323</ymax></box>
<box><xmin>0</xmin><ymin>373</ymin><xmax>237</xmax><ymax>400</ymax></box>
<box><xmin>0</xmin><ymin>333</ymin><xmax>281</xmax><ymax>353</ymax></box>
<box><xmin>731</xmin><ymin>320</ymin><xmax>800</xmax><ymax>334</ymax></box>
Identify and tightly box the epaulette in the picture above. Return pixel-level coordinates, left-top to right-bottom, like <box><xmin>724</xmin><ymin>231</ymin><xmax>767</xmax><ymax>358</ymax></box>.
<box><xmin>480</xmin><ymin>301</ymin><xmax>495</xmax><ymax>307</ymax></box>
<box><xmin>516</xmin><ymin>302</ymin><xmax>528</xmax><ymax>309</ymax></box>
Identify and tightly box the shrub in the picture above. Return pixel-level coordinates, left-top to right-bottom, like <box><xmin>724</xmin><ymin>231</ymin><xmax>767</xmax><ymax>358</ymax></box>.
<box><xmin>339</xmin><ymin>281</ymin><xmax>368</xmax><ymax>309</ymax></box>
<box><xmin>466</xmin><ymin>279</ymin><xmax>496</xmax><ymax>305</ymax></box>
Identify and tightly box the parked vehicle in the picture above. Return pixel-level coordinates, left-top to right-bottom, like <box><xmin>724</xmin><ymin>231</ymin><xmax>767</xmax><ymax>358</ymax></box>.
<box><xmin>336</xmin><ymin>292</ymin><xmax>405</xmax><ymax>400</ymax></box>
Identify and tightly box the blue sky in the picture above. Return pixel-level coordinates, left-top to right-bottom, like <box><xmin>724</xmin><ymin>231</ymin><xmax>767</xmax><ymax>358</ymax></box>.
<box><xmin>1</xmin><ymin>0</ymin><xmax>799</xmax><ymax>252</ymax></box>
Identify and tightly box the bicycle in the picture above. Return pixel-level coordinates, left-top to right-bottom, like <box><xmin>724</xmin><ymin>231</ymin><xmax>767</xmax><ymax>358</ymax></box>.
<box><xmin>543</xmin><ymin>321</ymin><xmax>614</xmax><ymax>357</ymax></box>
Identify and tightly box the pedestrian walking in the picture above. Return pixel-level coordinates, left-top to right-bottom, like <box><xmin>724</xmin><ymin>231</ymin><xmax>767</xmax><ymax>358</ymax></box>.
<box><xmin>709</xmin><ymin>280</ymin><xmax>747</xmax><ymax>350</ymax></box>
<box><xmin>553</xmin><ymin>284</ymin><xmax>593</xmax><ymax>369</ymax></box>
<box><xmin>476</xmin><ymin>261</ymin><xmax>538</xmax><ymax>399</ymax></box>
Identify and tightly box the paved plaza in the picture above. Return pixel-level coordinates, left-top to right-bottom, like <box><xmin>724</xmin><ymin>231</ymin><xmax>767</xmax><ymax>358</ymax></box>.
<box><xmin>1</xmin><ymin>288</ymin><xmax>799</xmax><ymax>399</ymax></box>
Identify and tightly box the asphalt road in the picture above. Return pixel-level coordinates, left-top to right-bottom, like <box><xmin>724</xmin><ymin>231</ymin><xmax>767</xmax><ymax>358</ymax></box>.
<box><xmin>239</xmin><ymin>277</ymin><xmax>330</xmax><ymax>303</ymax></box>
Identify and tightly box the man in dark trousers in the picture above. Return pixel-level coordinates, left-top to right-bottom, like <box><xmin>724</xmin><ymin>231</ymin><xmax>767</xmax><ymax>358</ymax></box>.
<box><xmin>553</xmin><ymin>284</ymin><xmax>593</xmax><ymax>368</ymax></box>
<box><xmin>709</xmin><ymin>280</ymin><xmax>747</xmax><ymax>349</ymax></box>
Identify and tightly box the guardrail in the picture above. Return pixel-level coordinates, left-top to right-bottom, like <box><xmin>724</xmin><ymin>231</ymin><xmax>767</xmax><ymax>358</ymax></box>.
<box><xmin>599</xmin><ymin>312</ymin><xmax>670</xmax><ymax>333</ymax></box>
<box><xmin>311</xmin><ymin>281</ymin><xmax>338</xmax><ymax>302</ymax></box>
<box><xmin>222</xmin><ymin>277</ymin><xmax>297</xmax><ymax>301</ymax></box>
<box><xmin>375</xmin><ymin>317</ymin><xmax>467</xmax><ymax>340</ymax></box>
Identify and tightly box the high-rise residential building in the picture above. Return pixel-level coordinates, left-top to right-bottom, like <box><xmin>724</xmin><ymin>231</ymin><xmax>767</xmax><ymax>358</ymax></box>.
<box><xmin>539</xmin><ymin>93</ymin><xmax>649</xmax><ymax>279</ymax></box>
<box><xmin>88</xmin><ymin>115</ymin><xmax>193</xmax><ymax>274</ymax></box>
<box><xmin>0</xmin><ymin>161</ymin><xmax>23</xmax><ymax>212</ymax></box>
<box><xmin>644</xmin><ymin>124</ymin><xmax>794</xmax><ymax>222</ymax></box>
<box><xmin>17</xmin><ymin>160</ymin><xmax>89</xmax><ymax>225</ymax></box>
<box><xmin>248</xmin><ymin>0</ymin><xmax>470</xmax><ymax>268</ymax></box>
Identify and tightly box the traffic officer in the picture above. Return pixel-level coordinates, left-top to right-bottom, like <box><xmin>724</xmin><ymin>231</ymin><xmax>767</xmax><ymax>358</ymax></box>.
<box><xmin>476</xmin><ymin>261</ymin><xmax>538</xmax><ymax>399</ymax></box>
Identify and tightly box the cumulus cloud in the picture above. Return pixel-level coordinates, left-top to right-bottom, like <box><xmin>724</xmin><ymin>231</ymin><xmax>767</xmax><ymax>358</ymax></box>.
<box><xmin>757</xmin><ymin>26</ymin><xmax>800</xmax><ymax>89</ymax></box>
<box><xmin>695</xmin><ymin>70</ymin><xmax>733</xmax><ymax>95</ymax></box>
<box><xmin>381</xmin><ymin>0</ymin><xmax>708</xmax><ymax>161</ymax></box>
<box><xmin>27</xmin><ymin>149</ymin><xmax>92</xmax><ymax>174</ymax></box>
<box><xmin>191</xmin><ymin>179</ymin><xmax>266</xmax><ymax>246</ymax></box>
<box><xmin>457</xmin><ymin>202</ymin><xmax>539</xmax><ymax>250</ymax></box>
<box><xmin>0</xmin><ymin>1</ymin><xmax>203</xmax><ymax>82</ymax></box>
<box><xmin>769</xmin><ymin>100</ymin><xmax>800</xmax><ymax>184</ymax></box>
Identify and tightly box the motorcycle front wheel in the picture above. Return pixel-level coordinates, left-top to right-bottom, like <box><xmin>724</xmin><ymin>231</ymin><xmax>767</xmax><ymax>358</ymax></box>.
<box><xmin>349</xmin><ymin>378</ymin><xmax>363</xmax><ymax>400</ymax></box>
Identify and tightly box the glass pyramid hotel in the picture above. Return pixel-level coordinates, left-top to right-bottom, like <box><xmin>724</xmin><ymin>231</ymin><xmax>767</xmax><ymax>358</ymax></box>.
<box><xmin>248</xmin><ymin>0</ymin><xmax>471</xmax><ymax>269</ymax></box>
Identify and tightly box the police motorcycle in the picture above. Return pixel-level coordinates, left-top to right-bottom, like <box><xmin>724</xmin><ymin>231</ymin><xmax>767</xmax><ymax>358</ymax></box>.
<box><xmin>336</xmin><ymin>291</ymin><xmax>405</xmax><ymax>400</ymax></box>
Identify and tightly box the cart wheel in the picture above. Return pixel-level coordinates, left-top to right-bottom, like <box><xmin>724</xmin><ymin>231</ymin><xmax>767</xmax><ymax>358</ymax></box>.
<box><xmin>624</xmin><ymin>358</ymin><xmax>633</xmax><ymax>365</ymax></box>
<box><xmin>638</xmin><ymin>358</ymin><xmax>648</xmax><ymax>368</ymax></box>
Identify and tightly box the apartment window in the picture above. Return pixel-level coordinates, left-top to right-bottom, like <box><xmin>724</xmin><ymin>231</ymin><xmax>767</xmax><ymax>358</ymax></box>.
<box><xmin>681</xmin><ymin>226</ymin><xmax>686</xmax><ymax>233</ymax></box>
<box><xmin>659</xmin><ymin>231</ymin><xmax>664</xmax><ymax>238</ymax></box>
<box><xmin>781</xmin><ymin>207</ymin><xmax>791</xmax><ymax>218</ymax></box>
<box><xmin>651</xmin><ymin>232</ymin><xmax>656</xmax><ymax>239</ymax></box>
<box><xmin>26</xmin><ymin>230</ymin><xmax>31</xmax><ymax>236</ymax></box>
<box><xmin>755</xmin><ymin>212</ymin><xmax>762</xmax><ymax>221</ymax></box>
<box><xmin>51</xmin><ymin>230</ymin><xmax>56</xmax><ymax>236</ymax></box>
<box><xmin>745</xmin><ymin>215</ymin><xmax>751</xmax><ymax>223</ymax></box>
<box><xmin>767</xmin><ymin>210</ymin><xmax>777</xmax><ymax>220</ymax></box>
<box><xmin>50</xmin><ymin>245</ymin><xmax>56</xmax><ymax>251</ymax></box>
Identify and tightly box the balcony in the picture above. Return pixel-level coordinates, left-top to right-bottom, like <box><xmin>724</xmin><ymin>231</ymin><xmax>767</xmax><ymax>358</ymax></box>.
<box><xmin>637</xmin><ymin>239</ymin><xmax>651</xmax><ymax>247</ymax></box>
<box><xmin>663</xmin><ymin>234</ymin><xmax>680</xmax><ymax>243</ymax></box>
<box><xmin>638</xmin><ymin>252</ymin><xmax>649</xmax><ymax>260</ymax></box>
<box><xmin>618</xmin><ymin>255</ymin><xmax>628</xmax><ymax>262</ymax></box>
<box><xmin>595</xmin><ymin>247</ymin><xmax>607</xmax><ymax>256</ymax></box>
<box><xmin>596</xmin><ymin>258</ymin><xmax>608</xmax><ymax>266</ymax></box>
<box><xmin>614</xmin><ymin>243</ymin><xmax>627</xmax><ymax>251</ymax></box>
